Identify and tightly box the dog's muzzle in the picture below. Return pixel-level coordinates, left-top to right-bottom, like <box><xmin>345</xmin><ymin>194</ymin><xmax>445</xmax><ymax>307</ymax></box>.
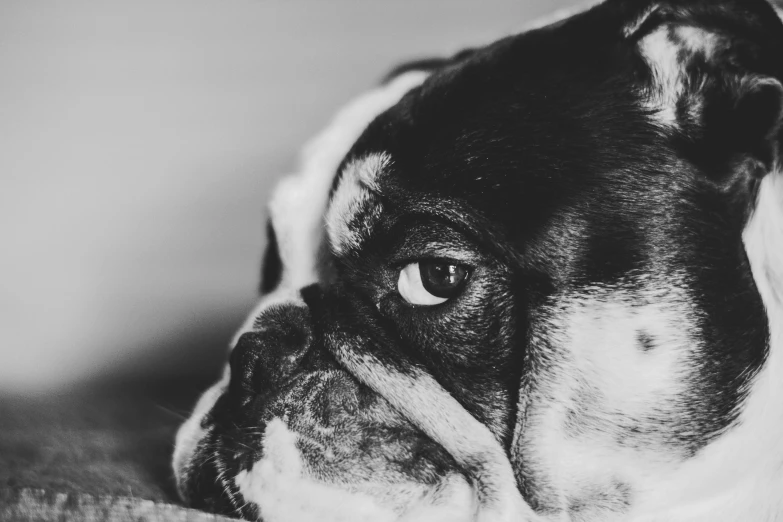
<box><xmin>175</xmin><ymin>287</ymin><xmax>484</xmax><ymax>521</ymax></box>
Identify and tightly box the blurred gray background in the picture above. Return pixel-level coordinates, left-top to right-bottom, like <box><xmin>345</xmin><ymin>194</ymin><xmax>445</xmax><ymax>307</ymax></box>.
<box><xmin>0</xmin><ymin>0</ymin><xmax>577</xmax><ymax>394</ymax></box>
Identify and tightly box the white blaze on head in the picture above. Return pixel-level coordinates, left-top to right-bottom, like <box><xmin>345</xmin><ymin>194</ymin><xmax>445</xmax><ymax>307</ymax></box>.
<box><xmin>326</xmin><ymin>152</ymin><xmax>392</xmax><ymax>256</ymax></box>
<box><xmin>637</xmin><ymin>24</ymin><xmax>721</xmax><ymax>127</ymax></box>
<box><xmin>631</xmin><ymin>4</ymin><xmax>729</xmax><ymax>129</ymax></box>
<box><xmin>638</xmin><ymin>26</ymin><xmax>685</xmax><ymax>126</ymax></box>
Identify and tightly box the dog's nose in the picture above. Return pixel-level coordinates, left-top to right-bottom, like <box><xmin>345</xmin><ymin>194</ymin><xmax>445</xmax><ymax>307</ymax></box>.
<box><xmin>228</xmin><ymin>304</ymin><xmax>312</xmax><ymax>395</ymax></box>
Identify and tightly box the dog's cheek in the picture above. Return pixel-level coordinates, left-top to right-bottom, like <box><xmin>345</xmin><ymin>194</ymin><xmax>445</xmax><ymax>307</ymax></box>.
<box><xmin>510</xmin><ymin>275</ymin><xmax>709</xmax><ymax>515</ymax></box>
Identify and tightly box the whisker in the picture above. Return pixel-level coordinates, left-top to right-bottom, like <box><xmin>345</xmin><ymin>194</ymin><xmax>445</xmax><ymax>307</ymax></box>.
<box><xmin>152</xmin><ymin>402</ymin><xmax>190</xmax><ymax>421</ymax></box>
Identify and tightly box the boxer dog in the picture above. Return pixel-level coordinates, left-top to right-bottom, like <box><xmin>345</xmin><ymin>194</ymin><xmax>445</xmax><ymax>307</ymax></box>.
<box><xmin>172</xmin><ymin>0</ymin><xmax>783</xmax><ymax>520</ymax></box>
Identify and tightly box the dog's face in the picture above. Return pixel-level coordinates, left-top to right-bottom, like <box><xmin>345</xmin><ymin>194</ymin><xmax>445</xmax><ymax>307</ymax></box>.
<box><xmin>173</xmin><ymin>1</ymin><xmax>783</xmax><ymax>521</ymax></box>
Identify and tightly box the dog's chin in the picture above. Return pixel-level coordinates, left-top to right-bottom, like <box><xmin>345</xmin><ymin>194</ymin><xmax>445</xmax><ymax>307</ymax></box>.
<box><xmin>176</xmin><ymin>367</ymin><xmax>477</xmax><ymax>522</ymax></box>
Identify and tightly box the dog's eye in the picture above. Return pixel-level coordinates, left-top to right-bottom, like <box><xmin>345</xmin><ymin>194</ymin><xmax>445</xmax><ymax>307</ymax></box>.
<box><xmin>397</xmin><ymin>261</ymin><xmax>470</xmax><ymax>306</ymax></box>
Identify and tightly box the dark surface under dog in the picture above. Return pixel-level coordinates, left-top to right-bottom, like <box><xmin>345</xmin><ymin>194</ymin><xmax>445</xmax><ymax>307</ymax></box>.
<box><xmin>0</xmin><ymin>372</ymin><xmax>234</xmax><ymax>520</ymax></box>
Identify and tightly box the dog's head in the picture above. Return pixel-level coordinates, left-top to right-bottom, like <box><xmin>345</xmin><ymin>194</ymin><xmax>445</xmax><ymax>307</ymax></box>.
<box><xmin>173</xmin><ymin>1</ymin><xmax>783</xmax><ymax>520</ymax></box>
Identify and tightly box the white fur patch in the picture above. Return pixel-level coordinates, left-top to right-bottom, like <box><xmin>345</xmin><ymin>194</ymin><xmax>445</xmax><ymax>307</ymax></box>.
<box><xmin>235</xmin><ymin>418</ymin><xmax>477</xmax><ymax>522</ymax></box>
<box><xmin>637</xmin><ymin>24</ymin><xmax>721</xmax><ymax>126</ymax></box>
<box><xmin>638</xmin><ymin>27</ymin><xmax>684</xmax><ymax>126</ymax></box>
<box><xmin>326</xmin><ymin>152</ymin><xmax>391</xmax><ymax>256</ymax></box>
<box><xmin>514</xmin><ymin>274</ymin><xmax>702</xmax><ymax>518</ymax></box>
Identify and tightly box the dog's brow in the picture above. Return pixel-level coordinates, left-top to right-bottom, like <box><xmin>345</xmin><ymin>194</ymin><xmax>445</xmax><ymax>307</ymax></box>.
<box><xmin>325</xmin><ymin>152</ymin><xmax>391</xmax><ymax>256</ymax></box>
<box><xmin>390</xmin><ymin>195</ymin><xmax>523</xmax><ymax>267</ymax></box>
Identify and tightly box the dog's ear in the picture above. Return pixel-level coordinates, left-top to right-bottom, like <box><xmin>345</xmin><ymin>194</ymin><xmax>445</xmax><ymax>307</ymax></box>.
<box><xmin>623</xmin><ymin>0</ymin><xmax>783</xmax><ymax>182</ymax></box>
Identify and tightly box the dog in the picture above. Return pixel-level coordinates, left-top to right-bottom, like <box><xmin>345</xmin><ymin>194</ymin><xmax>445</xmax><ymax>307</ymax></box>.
<box><xmin>172</xmin><ymin>0</ymin><xmax>783</xmax><ymax>520</ymax></box>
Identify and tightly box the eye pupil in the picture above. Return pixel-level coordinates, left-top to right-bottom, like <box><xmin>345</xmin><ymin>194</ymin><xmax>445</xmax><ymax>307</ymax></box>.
<box><xmin>419</xmin><ymin>261</ymin><xmax>468</xmax><ymax>299</ymax></box>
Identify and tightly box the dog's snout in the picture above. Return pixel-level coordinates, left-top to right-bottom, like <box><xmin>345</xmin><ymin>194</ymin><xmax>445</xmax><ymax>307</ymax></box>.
<box><xmin>229</xmin><ymin>304</ymin><xmax>313</xmax><ymax>394</ymax></box>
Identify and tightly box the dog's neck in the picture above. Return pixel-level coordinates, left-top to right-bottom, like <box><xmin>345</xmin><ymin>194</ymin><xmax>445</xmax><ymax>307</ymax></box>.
<box><xmin>634</xmin><ymin>170</ymin><xmax>783</xmax><ymax>522</ymax></box>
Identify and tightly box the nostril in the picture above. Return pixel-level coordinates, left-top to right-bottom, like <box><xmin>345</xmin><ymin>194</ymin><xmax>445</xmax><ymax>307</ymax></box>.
<box><xmin>229</xmin><ymin>305</ymin><xmax>313</xmax><ymax>394</ymax></box>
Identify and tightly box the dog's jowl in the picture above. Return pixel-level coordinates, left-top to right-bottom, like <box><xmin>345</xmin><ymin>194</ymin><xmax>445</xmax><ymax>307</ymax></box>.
<box><xmin>173</xmin><ymin>1</ymin><xmax>783</xmax><ymax>521</ymax></box>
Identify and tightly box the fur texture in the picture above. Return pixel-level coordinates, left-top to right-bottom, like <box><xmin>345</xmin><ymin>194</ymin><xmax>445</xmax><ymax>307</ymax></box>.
<box><xmin>174</xmin><ymin>2</ymin><xmax>783</xmax><ymax>521</ymax></box>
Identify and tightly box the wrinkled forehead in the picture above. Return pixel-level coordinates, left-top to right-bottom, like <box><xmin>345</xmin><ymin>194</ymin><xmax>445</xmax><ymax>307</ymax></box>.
<box><xmin>323</xmin><ymin>150</ymin><xmax>509</xmax><ymax>260</ymax></box>
<box><xmin>323</xmin><ymin>28</ymin><xmax>661</xmax><ymax>259</ymax></box>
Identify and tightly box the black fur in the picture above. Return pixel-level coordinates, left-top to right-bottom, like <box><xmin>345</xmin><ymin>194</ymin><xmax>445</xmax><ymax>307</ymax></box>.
<box><xmin>185</xmin><ymin>0</ymin><xmax>783</xmax><ymax>518</ymax></box>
